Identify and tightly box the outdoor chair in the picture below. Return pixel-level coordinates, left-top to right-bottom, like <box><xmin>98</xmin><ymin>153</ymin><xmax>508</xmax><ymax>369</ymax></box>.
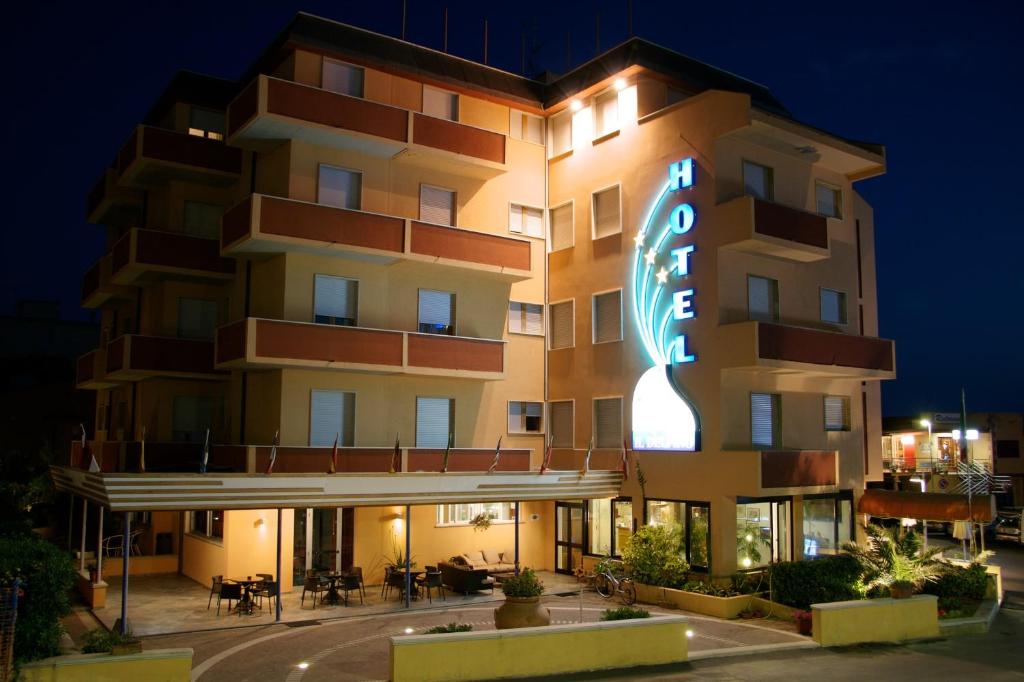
<box><xmin>301</xmin><ymin>575</ymin><xmax>328</xmax><ymax>609</ymax></box>
<box><xmin>385</xmin><ymin>569</ymin><xmax>409</xmax><ymax>601</ymax></box>
<box><xmin>255</xmin><ymin>580</ymin><xmax>282</xmax><ymax>612</ymax></box>
<box><xmin>417</xmin><ymin>570</ymin><xmax>445</xmax><ymax>603</ymax></box>
<box><xmin>216</xmin><ymin>581</ymin><xmax>242</xmax><ymax>615</ymax></box>
<box><xmin>349</xmin><ymin>566</ymin><xmax>366</xmax><ymax>598</ymax></box>
<box><xmin>381</xmin><ymin>566</ymin><xmax>393</xmax><ymax>598</ymax></box>
<box><xmin>129</xmin><ymin>529</ymin><xmax>144</xmax><ymax>555</ymax></box>
<box><xmin>339</xmin><ymin>574</ymin><xmax>363</xmax><ymax>605</ymax></box>
<box><xmin>103</xmin><ymin>534</ymin><xmax>124</xmax><ymax>557</ymax></box>
<box><xmin>207</xmin><ymin>575</ymin><xmax>224</xmax><ymax>610</ymax></box>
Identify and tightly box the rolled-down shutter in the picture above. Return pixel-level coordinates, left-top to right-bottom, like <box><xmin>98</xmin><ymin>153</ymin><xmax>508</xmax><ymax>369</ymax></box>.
<box><xmin>594</xmin><ymin>397</ymin><xmax>622</xmax><ymax>448</ymax></box>
<box><xmin>416</xmin><ymin>397</ymin><xmax>452</xmax><ymax>447</ymax></box>
<box><xmin>549</xmin><ymin>401</ymin><xmax>573</xmax><ymax>448</ymax></box>
<box><xmin>418</xmin><ymin>290</ymin><xmax>453</xmax><ymax>327</ymax></box>
<box><xmin>523</xmin><ymin>303</ymin><xmax>543</xmax><ymax>335</ymax></box>
<box><xmin>310</xmin><ymin>390</ymin><xmax>354</xmax><ymax>446</ymax></box>
<box><xmin>550</xmin><ymin>203</ymin><xmax>573</xmax><ymax>251</ymax></box>
<box><xmin>314</xmin><ymin>275</ymin><xmax>357</xmax><ymax>323</ymax></box>
<box><xmin>748</xmin><ymin>276</ymin><xmax>776</xmax><ymax>321</ymax></box>
<box><xmin>824</xmin><ymin>396</ymin><xmax>848</xmax><ymax>431</ymax></box>
<box><xmin>751</xmin><ymin>393</ymin><xmax>778</xmax><ymax>448</ymax></box>
<box><xmin>419</xmin><ymin>185</ymin><xmax>455</xmax><ymax>225</ymax></box>
<box><xmin>318</xmin><ymin>166</ymin><xmax>362</xmax><ymax>210</ymax></box>
<box><xmin>593</xmin><ymin>291</ymin><xmax>621</xmax><ymax>343</ymax></box>
<box><xmin>593</xmin><ymin>186</ymin><xmax>620</xmax><ymax>238</ymax></box>
<box><xmin>549</xmin><ymin>301</ymin><xmax>573</xmax><ymax>349</ymax></box>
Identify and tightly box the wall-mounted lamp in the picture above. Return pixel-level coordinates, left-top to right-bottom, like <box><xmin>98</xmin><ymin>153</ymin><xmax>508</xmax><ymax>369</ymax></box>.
<box><xmin>570</xmin><ymin>99</ymin><xmax>583</xmax><ymax>112</ymax></box>
<box><xmin>613</xmin><ymin>78</ymin><xmax>627</xmax><ymax>91</ymax></box>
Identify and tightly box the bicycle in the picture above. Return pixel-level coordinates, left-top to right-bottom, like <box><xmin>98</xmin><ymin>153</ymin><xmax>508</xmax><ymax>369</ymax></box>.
<box><xmin>593</xmin><ymin>559</ymin><xmax>636</xmax><ymax>605</ymax></box>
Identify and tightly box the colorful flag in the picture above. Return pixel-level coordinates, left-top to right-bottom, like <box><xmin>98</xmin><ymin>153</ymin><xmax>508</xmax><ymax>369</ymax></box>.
<box><xmin>199</xmin><ymin>428</ymin><xmax>210</xmax><ymax>474</ymax></box>
<box><xmin>441</xmin><ymin>431</ymin><xmax>453</xmax><ymax>473</ymax></box>
<box><xmin>328</xmin><ymin>433</ymin><xmax>339</xmax><ymax>474</ymax></box>
<box><xmin>82</xmin><ymin>423</ymin><xmax>100</xmax><ymax>473</ymax></box>
<box><xmin>487</xmin><ymin>436</ymin><xmax>503</xmax><ymax>473</ymax></box>
<box><xmin>139</xmin><ymin>426</ymin><xmax>147</xmax><ymax>473</ymax></box>
<box><xmin>389</xmin><ymin>432</ymin><xmax>401</xmax><ymax>474</ymax></box>
<box><xmin>539</xmin><ymin>435</ymin><xmax>552</xmax><ymax>474</ymax></box>
<box><xmin>581</xmin><ymin>438</ymin><xmax>593</xmax><ymax>475</ymax></box>
<box><xmin>620</xmin><ymin>438</ymin><xmax>629</xmax><ymax>480</ymax></box>
<box><xmin>266</xmin><ymin>430</ymin><xmax>279</xmax><ymax>474</ymax></box>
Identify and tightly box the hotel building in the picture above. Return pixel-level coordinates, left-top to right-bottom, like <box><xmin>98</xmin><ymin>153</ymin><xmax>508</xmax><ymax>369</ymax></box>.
<box><xmin>62</xmin><ymin>12</ymin><xmax>895</xmax><ymax>599</ymax></box>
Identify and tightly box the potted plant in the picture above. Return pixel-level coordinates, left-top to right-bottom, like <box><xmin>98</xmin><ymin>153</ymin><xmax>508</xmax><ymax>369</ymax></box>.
<box><xmin>842</xmin><ymin>524</ymin><xmax>943</xmax><ymax>599</ymax></box>
<box><xmin>470</xmin><ymin>512</ymin><xmax>493</xmax><ymax>533</ymax></box>
<box><xmin>87</xmin><ymin>562</ymin><xmax>98</xmax><ymax>584</ymax></box>
<box><xmin>793</xmin><ymin>609</ymin><xmax>813</xmax><ymax>636</ymax></box>
<box><xmin>494</xmin><ymin>567</ymin><xmax>549</xmax><ymax>630</ymax></box>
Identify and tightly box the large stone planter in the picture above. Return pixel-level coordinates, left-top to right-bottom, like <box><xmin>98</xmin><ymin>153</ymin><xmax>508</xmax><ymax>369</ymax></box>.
<box><xmin>634</xmin><ymin>583</ymin><xmax>756</xmax><ymax>619</ymax></box>
<box><xmin>494</xmin><ymin>596</ymin><xmax>550</xmax><ymax>630</ymax></box>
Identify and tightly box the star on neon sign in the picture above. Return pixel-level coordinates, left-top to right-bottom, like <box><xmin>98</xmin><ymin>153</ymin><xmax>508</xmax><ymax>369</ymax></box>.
<box><xmin>644</xmin><ymin>248</ymin><xmax>657</xmax><ymax>265</ymax></box>
<box><xmin>633</xmin><ymin>231</ymin><xmax>645</xmax><ymax>249</ymax></box>
<box><xmin>655</xmin><ymin>267</ymin><xmax>669</xmax><ymax>284</ymax></box>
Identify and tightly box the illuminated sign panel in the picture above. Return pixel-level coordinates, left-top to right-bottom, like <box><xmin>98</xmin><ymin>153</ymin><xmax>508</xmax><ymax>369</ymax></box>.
<box><xmin>631</xmin><ymin>158</ymin><xmax>700</xmax><ymax>451</ymax></box>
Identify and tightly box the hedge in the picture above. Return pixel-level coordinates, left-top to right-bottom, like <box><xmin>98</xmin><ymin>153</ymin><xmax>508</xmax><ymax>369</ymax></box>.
<box><xmin>768</xmin><ymin>554</ymin><xmax>863</xmax><ymax>609</ymax></box>
<box><xmin>923</xmin><ymin>563</ymin><xmax>988</xmax><ymax>601</ymax></box>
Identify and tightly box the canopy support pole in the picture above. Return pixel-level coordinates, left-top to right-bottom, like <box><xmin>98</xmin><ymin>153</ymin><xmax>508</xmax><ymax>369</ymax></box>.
<box><xmin>404</xmin><ymin>505</ymin><xmax>411</xmax><ymax>609</ymax></box>
<box><xmin>96</xmin><ymin>507</ymin><xmax>104</xmax><ymax>583</ymax></box>
<box><xmin>275</xmin><ymin>508</ymin><xmax>282</xmax><ymax>622</ymax></box>
<box><xmin>120</xmin><ymin>512</ymin><xmax>130</xmax><ymax>636</ymax></box>
<box><xmin>514</xmin><ymin>501</ymin><xmax>520</xmax><ymax>576</ymax></box>
<box><xmin>79</xmin><ymin>499</ymin><xmax>88</xmax><ymax>572</ymax></box>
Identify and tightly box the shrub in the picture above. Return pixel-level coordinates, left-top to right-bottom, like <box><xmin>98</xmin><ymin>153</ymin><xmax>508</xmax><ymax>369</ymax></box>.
<box><xmin>0</xmin><ymin>533</ymin><xmax>77</xmax><ymax>663</ymax></box>
<box><xmin>621</xmin><ymin>525</ymin><xmax>689</xmax><ymax>588</ymax></box>
<box><xmin>678</xmin><ymin>580</ymin><xmax>741</xmax><ymax>597</ymax></box>
<box><xmin>769</xmin><ymin>554</ymin><xmax>863</xmax><ymax>609</ymax></box>
<box><xmin>924</xmin><ymin>563</ymin><xmax>988</xmax><ymax>601</ymax></box>
<box><xmin>600</xmin><ymin>606</ymin><xmax>650</xmax><ymax>621</ymax></box>
<box><xmin>842</xmin><ymin>525</ymin><xmax>944</xmax><ymax>595</ymax></box>
<box><xmin>501</xmin><ymin>567</ymin><xmax>543</xmax><ymax>598</ymax></box>
<box><xmin>82</xmin><ymin>628</ymin><xmax>133</xmax><ymax>653</ymax></box>
<box><xmin>423</xmin><ymin>622</ymin><xmax>473</xmax><ymax>634</ymax></box>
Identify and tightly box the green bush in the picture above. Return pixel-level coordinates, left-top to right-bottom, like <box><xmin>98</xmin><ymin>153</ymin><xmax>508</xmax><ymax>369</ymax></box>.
<box><xmin>423</xmin><ymin>622</ymin><xmax>473</xmax><ymax>634</ymax></box>
<box><xmin>600</xmin><ymin>606</ymin><xmax>650</xmax><ymax>621</ymax></box>
<box><xmin>0</xmin><ymin>533</ymin><xmax>77</xmax><ymax>663</ymax></box>
<box><xmin>621</xmin><ymin>525</ymin><xmax>689</xmax><ymax>588</ymax></box>
<box><xmin>769</xmin><ymin>555</ymin><xmax>863</xmax><ymax>609</ymax></box>
<box><xmin>924</xmin><ymin>563</ymin><xmax>988</xmax><ymax>601</ymax></box>
<box><xmin>501</xmin><ymin>567</ymin><xmax>543</xmax><ymax>598</ymax></box>
<box><xmin>81</xmin><ymin>628</ymin><xmax>133</xmax><ymax>653</ymax></box>
<box><xmin>678</xmin><ymin>580</ymin><xmax>741</xmax><ymax>597</ymax></box>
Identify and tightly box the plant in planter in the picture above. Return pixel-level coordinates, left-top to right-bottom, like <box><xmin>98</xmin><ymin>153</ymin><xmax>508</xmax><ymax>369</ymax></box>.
<box><xmin>621</xmin><ymin>525</ymin><xmax>689</xmax><ymax>588</ymax></box>
<box><xmin>601</xmin><ymin>606</ymin><xmax>650</xmax><ymax>621</ymax></box>
<box><xmin>736</xmin><ymin>524</ymin><xmax>763</xmax><ymax>569</ymax></box>
<box><xmin>388</xmin><ymin>544</ymin><xmax>417</xmax><ymax>570</ymax></box>
<box><xmin>423</xmin><ymin>622</ymin><xmax>473</xmax><ymax>634</ymax></box>
<box><xmin>470</xmin><ymin>512</ymin><xmax>494</xmax><ymax>533</ymax></box>
<box><xmin>842</xmin><ymin>524</ymin><xmax>944</xmax><ymax>599</ymax></box>
<box><xmin>792</xmin><ymin>609</ymin><xmax>813</xmax><ymax>636</ymax></box>
<box><xmin>494</xmin><ymin>567</ymin><xmax>549</xmax><ymax>629</ymax></box>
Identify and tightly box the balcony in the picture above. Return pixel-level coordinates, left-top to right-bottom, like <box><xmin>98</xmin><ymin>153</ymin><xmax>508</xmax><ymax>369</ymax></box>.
<box><xmin>221</xmin><ymin>195</ymin><xmax>531</xmax><ymax>281</ymax></box>
<box><xmin>82</xmin><ymin>254</ymin><xmax>133</xmax><ymax>308</ymax></box>
<box><xmin>86</xmin><ymin>167</ymin><xmax>142</xmax><ymax>226</ymax></box>
<box><xmin>105</xmin><ymin>334</ymin><xmax>226</xmax><ymax>382</ymax></box>
<box><xmin>216</xmin><ymin>318</ymin><xmax>506</xmax><ymax>380</ymax></box>
<box><xmin>110</xmin><ymin>228</ymin><xmax>235</xmax><ymax>285</ymax></box>
<box><xmin>715</xmin><ymin>195</ymin><xmax>829</xmax><ymax>262</ymax></box>
<box><xmin>115</xmin><ymin>125</ymin><xmax>242</xmax><ymax>188</ymax></box>
<box><xmin>68</xmin><ymin>440</ymin><xmax>247</xmax><ymax>474</ymax></box>
<box><xmin>76</xmin><ymin>349</ymin><xmax>118</xmax><ymax>390</ymax></box>
<box><xmin>227</xmin><ymin>76</ymin><xmax>506</xmax><ymax>178</ymax></box>
<box><xmin>724</xmin><ymin>450</ymin><xmax>839</xmax><ymax>495</ymax></box>
<box><xmin>718</xmin><ymin>320</ymin><xmax>896</xmax><ymax>379</ymax></box>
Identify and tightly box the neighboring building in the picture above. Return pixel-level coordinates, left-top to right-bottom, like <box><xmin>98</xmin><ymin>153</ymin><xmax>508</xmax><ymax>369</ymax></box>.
<box><xmin>66</xmin><ymin>12</ymin><xmax>894</xmax><ymax>590</ymax></box>
<box><xmin>980</xmin><ymin>413</ymin><xmax>1024</xmax><ymax>505</ymax></box>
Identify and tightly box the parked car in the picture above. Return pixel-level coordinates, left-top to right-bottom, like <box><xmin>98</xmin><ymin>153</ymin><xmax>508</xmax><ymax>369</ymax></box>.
<box><xmin>993</xmin><ymin>509</ymin><xmax>1023</xmax><ymax>545</ymax></box>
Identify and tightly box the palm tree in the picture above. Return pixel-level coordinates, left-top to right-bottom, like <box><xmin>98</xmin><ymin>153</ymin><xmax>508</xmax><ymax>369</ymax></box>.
<box><xmin>842</xmin><ymin>524</ymin><xmax>945</xmax><ymax>596</ymax></box>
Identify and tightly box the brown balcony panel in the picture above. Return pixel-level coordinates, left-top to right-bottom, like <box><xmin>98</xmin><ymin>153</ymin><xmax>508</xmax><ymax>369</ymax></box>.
<box><xmin>754</xmin><ymin>199</ymin><xmax>828</xmax><ymax>249</ymax></box>
<box><xmin>266</xmin><ymin>78</ymin><xmax>408</xmax><ymax>143</ymax></box>
<box><xmin>758</xmin><ymin>323</ymin><xmax>895</xmax><ymax>372</ymax></box>
<box><xmin>253</xmin><ymin>447</ymin><xmax>394</xmax><ymax>474</ymax></box>
<box><xmin>253</xmin><ymin>320</ymin><xmax>404</xmax><ymax>368</ymax></box>
<box><xmin>227</xmin><ymin>78</ymin><xmax>259</xmax><ymax>138</ymax></box>
<box><xmin>117</xmin><ymin>126</ymin><xmax>242</xmax><ymax>186</ymax></box>
<box><xmin>70</xmin><ymin>441</ymin><xmax>119</xmax><ymax>473</ymax></box>
<box><xmin>106</xmin><ymin>336</ymin><xmax>126</xmax><ymax>374</ymax></box>
<box><xmin>258</xmin><ymin>196</ymin><xmax>405</xmax><ymax>253</ymax></box>
<box><xmin>215</xmin><ymin>320</ymin><xmax>248</xmax><ymax>365</ymax></box>
<box><xmin>81</xmin><ymin>261</ymin><xmax>101</xmax><ymax>303</ymax></box>
<box><xmin>113</xmin><ymin>229</ymin><xmax>235</xmax><ymax>284</ymax></box>
<box><xmin>76</xmin><ymin>349</ymin><xmax>117</xmax><ymax>389</ymax></box>
<box><xmin>412</xmin><ymin>114</ymin><xmax>505</xmax><ymax>164</ymax></box>
<box><xmin>761</xmin><ymin>450</ymin><xmax>837</xmax><ymax>488</ymax></box>
<box><xmin>407</xmin><ymin>449</ymin><xmax>530</xmax><ymax>472</ymax></box>
<box><xmin>410</xmin><ymin>222</ymin><xmax>530</xmax><ymax>272</ymax></box>
<box><xmin>547</xmin><ymin>449</ymin><xmax>624</xmax><ymax>471</ymax></box>
<box><xmin>407</xmin><ymin>334</ymin><xmax>504</xmax><ymax>375</ymax></box>
<box><xmin>123</xmin><ymin>442</ymin><xmax>247</xmax><ymax>473</ymax></box>
<box><xmin>86</xmin><ymin>168</ymin><xmax>142</xmax><ymax>226</ymax></box>
<box><xmin>82</xmin><ymin>255</ymin><xmax>132</xmax><ymax>308</ymax></box>
<box><xmin>106</xmin><ymin>335</ymin><xmax>223</xmax><ymax>381</ymax></box>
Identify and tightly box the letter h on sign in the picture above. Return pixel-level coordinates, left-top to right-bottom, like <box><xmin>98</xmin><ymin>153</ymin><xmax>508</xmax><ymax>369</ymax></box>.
<box><xmin>669</xmin><ymin>158</ymin><xmax>694</xmax><ymax>191</ymax></box>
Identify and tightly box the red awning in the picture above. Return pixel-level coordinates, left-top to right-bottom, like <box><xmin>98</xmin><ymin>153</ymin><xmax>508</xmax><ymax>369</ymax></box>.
<box><xmin>858</xmin><ymin>489</ymin><xmax>995</xmax><ymax>523</ymax></box>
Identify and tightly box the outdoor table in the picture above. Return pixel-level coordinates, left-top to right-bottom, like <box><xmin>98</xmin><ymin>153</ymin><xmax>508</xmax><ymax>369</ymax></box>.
<box><xmin>396</xmin><ymin>571</ymin><xmax>424</xmax><ymax>600</ymax></box>
<box><xmin>321</xmin><ymin>572</ymin><xmax>345</xmax><ymax>606</ymax></box>
<box><xmin>229</xmin><ymin>577</ymin><xmax>261</xmax><ymax>615</ymax></box>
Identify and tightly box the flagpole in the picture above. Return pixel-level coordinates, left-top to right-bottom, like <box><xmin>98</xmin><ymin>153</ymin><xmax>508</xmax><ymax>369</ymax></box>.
<box><xmin>961</xmin><ymin>387</ymin><xmax>972</xmax><ymax>560</ymax></box>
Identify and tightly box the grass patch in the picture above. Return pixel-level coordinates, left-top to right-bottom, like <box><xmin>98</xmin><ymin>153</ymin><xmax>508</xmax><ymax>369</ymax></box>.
<box><xmin>600</xmin><ymin>606</ymin><xmax>651</xmax><ymax>621</ymax></box>
<box><xmin>422</xmin><ymin>623</ymin><xmax>473</xmax><ymax>634</ymax></box>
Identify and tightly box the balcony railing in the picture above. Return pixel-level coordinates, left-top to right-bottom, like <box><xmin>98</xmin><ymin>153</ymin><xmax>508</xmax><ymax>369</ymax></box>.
<box><xmin>69</xmin><ymin>440</ymin><xmax>246</xmax><ymax>473</ymax></box>
<box><xmin>76</xmin><ymin>349</ymin><xmax>118</xmax><ymax>390</ymax></box>
<box><xmin>86</xmin><ymin>167</ymin><xmax>142</xmax><ymax>226</ymax></box>
<box><xmin>105</xmin><ymin>334</ymin><xmax>226</xmax><ymax>382</ymax></box>
<box><xmin>110</xmin><ymin>228</ymin><xmax>235</xmax><ymax>285</ymax></box>
<box><xmin>216</xmin><ymin>318</ymin><xmax>506</xmax><ymax>380</ymax></box>
<box><xmin>82</xmin><ymin>254</ymin><xmax>133</xmax><ymax>308</ymax></box>
<box><xmin>718</xmin><ymin>320</ymin><xmax>895</xmax><ymax>379</ymax></box>
<box><xmin>115</xmin><ymin>125</ymin><xmax>242</xmax><ymax>187</ymax></box>
<box><xmin>716</xmin><ymin>195</ymin><xmax>829</xmax><ymax>262</ymax></box>
<box><xmin>227</xmin><ymin>75</ymin><xmax>507</xmax><ymax>177</ymax></box>
<box><xmin>221</xmin><ymin>194</ymin><xmax>531</xmax><ymax>281</ymax></box>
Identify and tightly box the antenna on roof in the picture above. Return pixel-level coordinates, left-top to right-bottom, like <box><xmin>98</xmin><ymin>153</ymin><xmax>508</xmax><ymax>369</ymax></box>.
<box><xmin>483</xmin><ymin>19</ymin><xmax>489</xmax><ymax>65</ymax></box>
<box><xmin>443</xmin><ymin>7</ymin><xmax>448</xmax><ymax>52</ymax></box>
<box><xmin>628</xmin><ymin>0</ymin><xmax>634</xmax><ymax>37</ymax></box>
<box><xmin>401</xmin><ymin>0</ymin><xmax>407</xmax><ymax>40</ymax></box>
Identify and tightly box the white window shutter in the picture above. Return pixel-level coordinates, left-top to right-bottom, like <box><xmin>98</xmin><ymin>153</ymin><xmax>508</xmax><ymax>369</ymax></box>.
<box><xmin>423</xmin><ymin>86</ymin><xmax>458</xmax><ymax>121</ymax></box>
<box><xmin>593</xmin><ymin>291</ymin><xmax>622</xmax><ymax>343</ymax></box>
<box><xmin>751</xmin><ymin>393</ymin><xmax>777</xmax><ymax>448</ymax></box>
<box><xmin>319</xmin><ymin>166</ymin><xmax>362</xmax><ymax>210</ymax></box>
<box><xmin>418</xmin><ymin>290</ymin><xmax>453</xmax><ymax>327</ymax></box>
<box><xmin>593</xmin><ymin>186</ymin><xmax>621</xmax><ymax>238</ymax></box>
<box><xmin>824</xmin><ymin>396</ymin><xmax>848</xmax><ymax>431</ymax></box>
<box><xmin>508</xmin><ymin>302</ymin><xmax>523</xmax><ymax>333</ymax></box>
<box><xmin>550</xmin><ymin>301</ymin><xmax>573</xmax><ymax>349</ymax></box>
<box><xmin>509</xmin><ymin>205</ymin><xmax>524</xmax><ymax>234</ymax></box>
<box><xmin>748</xmin><ymin>276</ymin><xmax>776</xmax><ymax>322</ymax></box>
<box><xmin>416</xmin><ymin>397</ymin><xmax>452</xmax><ymax>447</ymax></box>
<box><xmin>550</xmin><ymin>401</ymin><xmax>573</xmax><ymax>448</ymax></box>
<box><xmin>524</xmin><ymin>304</ymin><xmax>543</xmax><ymax>335</ymax></box>
<box><xmin>322</xmin><ymin>59</ymin><xmax>364</xmax><ymax>97</ymax></box>
<box><xmin>550</xmin><ymin>204</ymin><xmax>573</xmax><ymax>251</ymax></box>
<box><xmin>508</xmin><ymin>401</ymin><xmax>524</xmax><ymax>432</ymax></box>
<box><xmin>420</xmin><ymin>186</ymin><xmax>455</xmax><ymax>226</ymax></box>
<box><xmin>314</xmin><ymin>275</ymin><xmax>357</xmax><ymax>322</ymax></box>
<box><xmin>310</xmin><ymin>390</ymin><xmax>354</xmax><ymax>446</ymax></box>
<box><xmin>594</xmin><ymin>398</ymin><xmax>622</xmax><ymax>448</ymax></box>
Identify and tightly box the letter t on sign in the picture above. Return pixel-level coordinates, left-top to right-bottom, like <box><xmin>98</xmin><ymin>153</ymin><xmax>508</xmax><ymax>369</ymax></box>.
<box><xmin>669</xmin><ymin>158</ymin><xmax>694</xmax><ymax>191</ymax></box>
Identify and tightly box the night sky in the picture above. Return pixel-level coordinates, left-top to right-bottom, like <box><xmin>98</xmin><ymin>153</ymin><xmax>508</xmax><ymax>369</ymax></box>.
<box><xmin>2</xmin><ymin>0</ymin><xmax>1021</xmax><ymax>416</ymax></box>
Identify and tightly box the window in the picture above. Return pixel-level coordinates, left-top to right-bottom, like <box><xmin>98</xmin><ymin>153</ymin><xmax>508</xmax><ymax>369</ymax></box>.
<box><xmin>586</xmin><ymin>498</ymin><xmax>632</xmax><ymax>556</ymax></box>
<box><xmin>436</xmin><ymin>502</ymin><xmax>514</xmax><ymax>526</ymax></box>
<box><xmin>592</xmin><ymin>290</ymin><xmax>622</xmax><ymax>344</ymax></box>
<box><xmin>549</xmin><ymin>401</ymin><xmax>574</xmax><ymax>448</ymax></box>
<box><xmin>183</xmin><ymin>201</ymin><xmax>222</xmax><ymax>239</ymax></box>
<box><xmin>591</xmin><ymin>185</ymin><xmax>621</xmax><ymax>239</ymax></box>
<box><xmin>593</xmin><ymin>397</ymin><xmax>623</xmax><ymax>448</ymax></box>
<box><xmin>309</xmin><ymin>389</ymin><xmax>355</xmax><ymax>446</ymax></box>
<box><xmin>815</xmin><ymin>181</ymin><xmax>842</xmax><ymax>218</ymax></box>
<box><xmin>190</xmin><ymin>510</ymin><xmax>224</xmax><ymax>540</ymax></box>
<box><xmin>416</xmin><ymin>397</ymin><xmax>454</xmax><ymax>447</ymax></box>
<box><xmin>509</xmin><ymin>203</ymin><xmax>544</xmax><ymax>238</ymax></box>
<box><xmin>508</xmin><ymin>401</ymin><xmax>543</xmax><ymax>434</ymax></box>
<box><xmin>747</xmin><ymin>275</ymin><xmax>779</xmax><ymax>322</ymax></box>
<box><xmin>594</xmin><ymin>90</ymin><xmax>619</xmax><ymax>137</ymax></box>
<box><xmin>177</xmin><ymin>298</ymin><xmax>218</xmax><ymax>340</ymax></box>
<box><xmin>820</xmin><ymin>288</ymin><xmax>847</xmax><ymax>324</ymax></box>
<box><xmin>742</xmin><ymin>161</ymin><xmax>773</xmax><ymax>201</ymax></box>
<box><xmin>550</xmin><ymin>112</ymin><xmax>572</xmax><ymax>156</ymax></box>
<box><xmin>996</xmin><ymin>440</ymin><xmax>1021</xmax><ymax>458</ymax></box>
<box><xmin>549</xmin><ymin>202</ymin><xmax>574</xmax><ymax>251</ymax></box>
<box><xmin>422</xmin><ymin>85</ymin><xmax>458</xmax><ymax>121</ymax></box>
<box><xmin>751</xmin><ymin>393</ymin><xmax>781</xmax><ymax>448</ymax></box>
<box><xmin>418</xmin><ymin>289</ymin><xmax>454</xmax><ymax>335</ymax></box>
<box><xmin>802</xmin><ymin>494</ymin><xmax>853</xmax><ymax>558</ymax></box>
<box><xmin>314</xmin><ymin>274</ymin><xmax>357</xmax><ymax>326</ymax></box>
<box><xmin>645</xmin><ymin>499</ymin><xmax>710</xmax><ymax>569</ymax></box>
<box><xmin>824</xmin><ymin>395</ymin><xmax>851</xmax><ymax>432</ymax></box>
<box><xmin>549</xmin><ymin>300</ymin><xmax>574</xmax><ymax>349</ymax></box>
<box><xmin>322</xmin><ymin>58</ymin><xmax>364</xmax><ymax>97</ymax></box>
<box><xmin>188</xmin><ymin>107</ymin><xmax>225</xmax><ymax>140</ymax></box>
<box><xmin>419</xmin><ymin>185</ymin><xmax>455</xmax><ymax>226</ymax></box>
<box><xmin>737</xmin><ymin>499</ymin><xmax>791</xmax><ymax>568</ymax></box>
<box><xmin>509</xmin><ymin>109</ymin><xmax>544</xmax><ymax>145</ymax></box>
<box><xmin>508</xmin><ymin>302</ymin><xmax>543</xmax><ymax>336</ymax></box>
<box><xmin>172</xmin><ymin>395</ymin><xmax>217</xmax><ymax>442</ymax></box>
<box><xmin>318</xmin><ymin>165</ymin><xmax>362</xmax><ymax>210</ymax></box>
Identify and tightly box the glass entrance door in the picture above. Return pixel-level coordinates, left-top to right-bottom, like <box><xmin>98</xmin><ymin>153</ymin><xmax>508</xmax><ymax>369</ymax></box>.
<box><xmin>293</xmin><ymin>508</ymin><xmax>352</xmax><ymax>586</ymax></box>
<box><xmin>555</xmin><ymin>501</ymin><xmax>584</xmax><ymax>574</ymax></box>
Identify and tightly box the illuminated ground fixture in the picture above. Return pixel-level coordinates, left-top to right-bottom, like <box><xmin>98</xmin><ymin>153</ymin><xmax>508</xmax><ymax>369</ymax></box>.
<box><xmin>631</xmin><ymin>159</ymin><xmax>700</xmax><ymax>451</ymax></box>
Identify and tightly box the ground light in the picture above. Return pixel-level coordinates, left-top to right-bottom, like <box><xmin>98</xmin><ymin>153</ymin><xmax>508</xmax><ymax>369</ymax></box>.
<box><xmin>404</xmin><ymin>627</ymin><xmax>414</xmax><ymax>634</ymax></box>
<box><xmin>686</xmin><ymin>629</ymin><xmax>694</xmax><ymax>638</ymax></box>
<box><xmin>296</xmin><ymin>662</ymin><xmax>309</xmax><ymax>670</ymax></box>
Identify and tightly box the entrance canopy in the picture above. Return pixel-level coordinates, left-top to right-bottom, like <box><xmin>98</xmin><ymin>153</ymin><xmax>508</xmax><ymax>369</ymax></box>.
<box><xmin>858</xmin><ymin>489</ymin><xmax>996</xmax><ymax>523</ymax></box>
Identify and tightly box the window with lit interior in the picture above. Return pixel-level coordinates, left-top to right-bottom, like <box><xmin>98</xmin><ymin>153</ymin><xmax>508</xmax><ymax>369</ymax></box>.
<box><xmin>586</xmin><ymin>498</ymin><xmax>633</xmax><ymax>557</ymax></box>
<box><xmin>436</xmin><ymin>502</ymin><xmax>514</xmax><ymax>526</ymax></box>
<box><xmin>190</xmin><ymin>510</ymin><xmax>224</xmax><ymax>540</ymax></box>
<box><xmin>645</xmin><ymin>499</ymin><xmax>710</xmax><ymax>570</ymax></box>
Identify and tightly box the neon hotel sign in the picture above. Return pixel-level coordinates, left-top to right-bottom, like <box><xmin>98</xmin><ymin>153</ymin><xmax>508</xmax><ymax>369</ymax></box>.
<box><xmin>630</xmin><ymin>158</ymin><xmax>700</xmax><ymax>451</ymax></box>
